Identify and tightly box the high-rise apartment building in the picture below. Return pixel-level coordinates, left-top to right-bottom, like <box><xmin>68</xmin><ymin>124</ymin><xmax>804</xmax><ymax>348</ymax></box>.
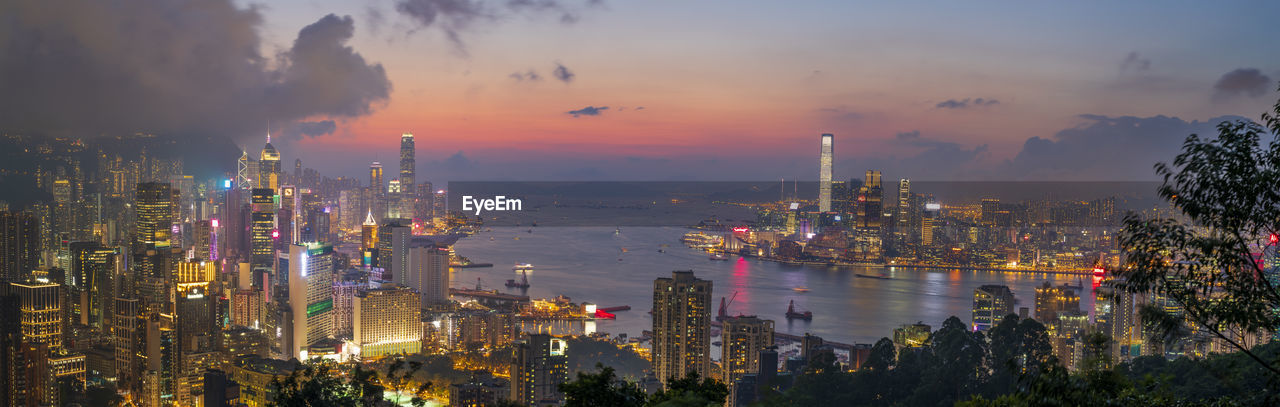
<box><xmin>400</xmin><ymin>236</ymin><xmax>453</xmax><ymax>306</ymax></box>
<box><xmin>287</xmin><ymin>243</ymin><xmax>334</xmax><ymax>359</ymax></box>
<box><xmin>818</xmin><ymin>134</ymin><xmax>834</xmax><ymax>212</ymax></box>
<box><xmin>1035</xmin><ymin>282</ymin><xmax>1081</xmax><ymax>323</ymax></box>
<box><xmin>510</xmin><ymin>334</ymin><xmax>568</xmax><ymax>406</ymax></box>
<box><xmin>972</xmin><ymin>285</ymin><xmax>1015</xmax><ymax>331</ymax></box>
<box><xmin>722</xmin><ymin>315</ymin><xmax>774</xmax><ymax>407</ymax></box>
<box><xmin>652</xmin><ymin>270</ymin><xmax>712</xmax><ymax>386</ymax></box>
<box><xmin>0</xmin><ymin>210</ymin><xmax>40</xmax><ymax>282</ymax></box>
<box><xmin>353</xmin><ymin>282</ymin><xmax>422</xmax><ymax>358</ymax></box>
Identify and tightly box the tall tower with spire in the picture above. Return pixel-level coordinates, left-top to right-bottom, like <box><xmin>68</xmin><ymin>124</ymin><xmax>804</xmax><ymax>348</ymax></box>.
<box><xmin>259</xmin><ymin>131</ymin><xmax>281</xmax><ymax>190</ymax></box>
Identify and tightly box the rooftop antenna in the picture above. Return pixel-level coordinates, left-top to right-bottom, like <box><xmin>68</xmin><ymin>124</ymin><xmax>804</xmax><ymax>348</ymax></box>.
<box><xmin>266</xmin><ymin>119</ymin><xmax>271</xmax><ymax>144</ymax></box>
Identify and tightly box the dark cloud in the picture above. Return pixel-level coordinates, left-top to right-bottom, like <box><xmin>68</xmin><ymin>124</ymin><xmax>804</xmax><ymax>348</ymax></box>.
<box><xmin>0</xmin><ymin>1</ymin><xmax>389</xmax><ymax>142</ymax></box>
<box><xmin>566</xmin><ymin>106</ymin><xmax>608</xmax><ymax>117</ymax></box>
<box><xmin>509</xmin><ymin>70</ymin><xmax>542</xmax><ymax>81</ymax></box>
<box><xmin>935</xmin><ymin>98</ymin><xmax>1000</xmax><ymax>109</ymax></box>
<box><xmin>445</xmin><ymin>150</ymin><xmax>476</xmax><ymax>169</ymax></box>
<box><xmin>1121</xmin><ymin>51</ymin><xmax>1151</xmax><ymax>72</ymax></box>
<box><xmin>395</xmin><ymin>0</ymin><xmax>593</xmax><ymax>51</ymax></box>
<box><xmin>1006</xmin><ymin>114</ymin><xmax>1245</xmax><ymax>180</ymax></box>
<box><xmin>553</xmin><ymin>63</ymin><xmax>575</xmax><ymax>83</ymax></box>
<box><xmin>1213</xmin><ymin>68</ymin><xmax>1272</xmax><ymax>99</ymax></box>
<box><xmin>283</xmin><ymin>120</ymin><xmax>338</xmax><ymax>139</ymax></box>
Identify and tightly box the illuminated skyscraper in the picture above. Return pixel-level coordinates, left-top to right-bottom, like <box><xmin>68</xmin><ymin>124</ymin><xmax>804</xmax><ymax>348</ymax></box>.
<box><xmin>972</xmin><ymin>285</ymin><xmax>1015</xmax><ymax>331</ymax></box>
<box><xmin>361</xmin><ymin>210</ymin><xmax>378</xmax><ymax>250</ymax></box>
<box><xmin>818</xmin><ymin>134</ymin><xmax>834</xmax><ymax>212</ymax></box>
<box><xmin>652</xmin><ymin>270</ymin><xmax>712</xmax><ymax>386</ymax></box>
<box><xmin>249</xmin><ymin>189</ymin><xmax>276</xmax><ymax>272</ymax></box>
<box><xmin>134</xmin><ymin>182</ymin><xmax>174</xmax><ymax>251</ymax></box>
<box><xmin>353</xmin><ymin>282</ymin><xmax>422</xmax><ymax>358</ymax></box>
<box><xmin>399</xmin><ymin>133</ymin><xmax>416</xmax><ymax>218</ymax></box>
<box><xmin>897</xmin><ymin>179</ymin><xmax>910</xmax><ymax>237</ymax></box>
<box><xmin>236</xmin><ymin>151</ymin><xmax>253</xmax><ymax>190</ymax></box>
<box><xmin>721</xmin><ymin>315</ymin><xmax>774</xmax><ymax>407</ymax></box>
<box><xmin>258</xmin><ymin>135</ymin><xmax>281</xmax><ymax>190</ymax></box>
<box><xmin>70</xmin><ymin>242</ymin><xmax>118</xmax><ymax>328</ymax></box>
<box><xmin>287</xmin><ymin>243</ymin><xmax>334</xmax><ymax>359</ymax></box>
<box><xmin>370</xmin><ymin>162</ymin><xmax>384</xmax><ymax>198</ymax></box>
<box><xmin>510</xmin><ymin>334</ymin><xmax>568</xmax><ymax>406</ymax></box>
<box><xmin>0</xmin><ymin>210</ymin><xmax>40</xmax><ymax>282</ymax></box>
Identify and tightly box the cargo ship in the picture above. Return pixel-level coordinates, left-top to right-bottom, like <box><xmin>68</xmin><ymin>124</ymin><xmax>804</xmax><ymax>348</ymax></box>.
<box><xmin>785</xmin><ymin>300</ymin><xmax>812</xmax><ymax>321</ymax></box>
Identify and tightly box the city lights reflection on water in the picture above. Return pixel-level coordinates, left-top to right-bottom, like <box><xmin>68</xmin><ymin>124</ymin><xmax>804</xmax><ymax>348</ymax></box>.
<box><xmin>454</xmin><ymin>227</ymin><xmax>1092</xmax><ymax>344</ymax></box>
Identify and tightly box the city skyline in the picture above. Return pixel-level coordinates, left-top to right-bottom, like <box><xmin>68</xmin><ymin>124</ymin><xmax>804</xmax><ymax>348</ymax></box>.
<box><xmin>2</xmin><ymin>1</ymin><xmax>1279</xmax><ymax>182</ymax></box>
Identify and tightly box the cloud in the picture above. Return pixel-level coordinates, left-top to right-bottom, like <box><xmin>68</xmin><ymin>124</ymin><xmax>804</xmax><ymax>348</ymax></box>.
<box><xmin>509</xmin><ymin>70</ymin><xmax>542</xmax><ymax>81</ymax></box>
<box><xmin>445</xmin><ymin>150</ymin><xmax>475</xmax><ymax>169</ymax></box>
<box><xmin>817</xmin><ymin>106</ymin><xmax>863</xmax><ymax>121</ymax></box>
<box><xmin>1121</xmin><ymin>51</ymin><xmax>1151</xmax><ymax>72</ymax></box>
<box><xmin>283</xmin><ymin>120</ymin><xmax>338</xmax><ymax>139</ymax></box>
<box><xmin>395</xmin><ymin>0</ymin><xmax>593</xmax><ymax>51</ymax></box>
<box><xmin>0</xmin><ymin>1</ymin><xmax>390</xmax><ymax>142</ymax></box>
<box><xmin>1213</xmin><ymin>68</ymin><xmax>1272</xmax><ymax>99</ymax></box>
<box><xmin>1006</xmin><ymin>114</ymin><xmax>1246</xmax><ymax>180</ymax></box>
<box><xmin>566</xmin><ymin>106</ymin><xmax>608</xmax><ymax>117</ymax></box>
<box><xmin>935</xmin><ymin>98</ymin><xmax>1000</xmax><ymax>109</ymax></box>
<box><xmin>553</xmin><ymin>63</ymin><xmax>575</xmax><ymax>83</ymax></box>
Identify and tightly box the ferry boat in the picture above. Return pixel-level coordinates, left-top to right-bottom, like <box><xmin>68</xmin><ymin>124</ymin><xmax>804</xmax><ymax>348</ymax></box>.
<box><xmin>793</xmin><ymin>287</ymin><xmax>810</xmax><ymax>293</ymax></box>
<box><xmin>785</xmin><ymin>300</ymin><xmax>813</xmax><ymax>321</ymax></box>
<box><xmin>709</xmin><ymin>254</ymin><xmax>729</xmax><ymax>261</ymax></box>
<box><xmin>513</xmin><ymin>263</ymin><xmax>534</xmax><ymax>273</ymax></box>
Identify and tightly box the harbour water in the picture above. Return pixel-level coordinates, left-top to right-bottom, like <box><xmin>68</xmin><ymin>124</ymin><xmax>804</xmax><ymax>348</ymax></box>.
<box><xmin>452</xmin><ymin>226</ymin><xmax>1094</xmax><ymax>345</ymax></box>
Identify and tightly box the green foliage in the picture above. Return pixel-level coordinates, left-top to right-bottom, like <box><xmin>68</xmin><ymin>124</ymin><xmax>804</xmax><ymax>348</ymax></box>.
<box><xmin>649</xmin><ymin>370</ymin><xmax>729</xmax><ymax>407</ymax></box>
<box><xmin>566</xmin><ymin>337</ymin><xmax>651</xmax><ymax>381</ymax></box>
<box><xmin>560</xmin><ymin>363</ymin><xmax>647</xmax><ymax>407</ymax></box>
<box><xmin>1115</xmin><ymin>85</ymin><xmax>1280</xmax><ymax>376</ymax></box>
<box><xmin>270</xmin><ymin>357</ymin><xmax>431</xmax><ymax>407</ymax></box>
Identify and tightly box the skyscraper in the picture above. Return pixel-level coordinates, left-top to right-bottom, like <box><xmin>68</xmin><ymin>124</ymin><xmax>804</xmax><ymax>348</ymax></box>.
<box><xmin>134</xmin><ymin>182</ymin><xmax>174</xmax><ymax>251</ymax></box>
<box><xmin>0</xmin><ymin>210</ymin><xmax>40</xmax><ymax>282</ymax></box>
<box><xmin>369</xmin><ymin>162</ymin><xmax>384</xmax><ymax>197</ymax></box>
<box><xmin>818</xmin><ymin>134</ymin><xmax>834</xmax><ymax>212</ymax></box>
<box><xmin>972</xmin><ymin>285</ymin><xmax>1015</xmax><ymax>331</ymax></box>
<box><xmin>897</xmin><ymin>179</ymin><xmax>910</xmax><ymax>237</ymax></box>
<box><xmin>258</xmin><ymin>135</ymin><xmax>281</xmax><ymax>190</ymax></box>
<box><xmin>400</xmin><ymin>236</ymin><xmax>454</xmax><ymax>306</ymax></box>
<box><xmin>249</xmin><ymin>188</ymin><xmax>276</xmax><ymax>272</ymax></box>
<box><xmin>652</xmin><ymin>270</ymin><xmax>712</xmax><ymax>386</ymax></box>
<box><xmin>722</xmin><ymin>315</ymin><xmax>774</xmax><ymax>407</ymax></box>
<box><xmin>287</xmin><ymin>243</ymin><xmax>334</xmax><ymax>359</ymax></box>
<box><xmin>399</xmin><ymin>133</ymin><xmax>416</xmax><ymax>219</ymax></box>
<box><xmin>510</xmin><ymin>334</ymin><xmax>568</xmax><ymax>406</ymax></box>
<box><xmin>353</xmin><ymin>282</ymin><xmax>422</xmax><ymax>358</ymax></box>
<box><xmin>70</xmin><ymin>242</ymin><xmax>118</xmax><ymax>328</ymax></box>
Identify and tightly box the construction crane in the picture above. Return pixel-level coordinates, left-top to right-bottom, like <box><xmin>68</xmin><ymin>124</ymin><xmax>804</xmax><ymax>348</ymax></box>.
<box><xmin>717</xmin><ymin>291</ymin><xmax>740</xmax><ymax>321</ymax></box>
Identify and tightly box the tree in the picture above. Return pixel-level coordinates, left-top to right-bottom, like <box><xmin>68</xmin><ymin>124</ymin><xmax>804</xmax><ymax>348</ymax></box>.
<box><xmin>1115</xmin><ymin>84</ymin><xmax>1280</xmax><ymax>377</ymax></box>
<box><xmin>559</xmin><ymin>364</ymin><xmax>647</xmax><ymax>407</ymax></box>
<box><xmin>648</xmin><ymin>371</ymin><xmax>728</xmax><ymax>407</ymax></box>
<box><xmin>865</xmin><ymin>337</ymin><xmax>896</xmax><ymax>372</ymax></box>
<box><xmin>270</xmin><ymin>357</ymin><xmax>431</xmax><ymax>406</ymax></box>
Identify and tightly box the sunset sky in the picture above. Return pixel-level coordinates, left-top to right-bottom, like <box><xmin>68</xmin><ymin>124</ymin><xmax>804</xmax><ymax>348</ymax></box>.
<box><xmin>4</xmin><ymin>1</ymin><xmax>1280</xmax><ymax>182</ymax></box>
